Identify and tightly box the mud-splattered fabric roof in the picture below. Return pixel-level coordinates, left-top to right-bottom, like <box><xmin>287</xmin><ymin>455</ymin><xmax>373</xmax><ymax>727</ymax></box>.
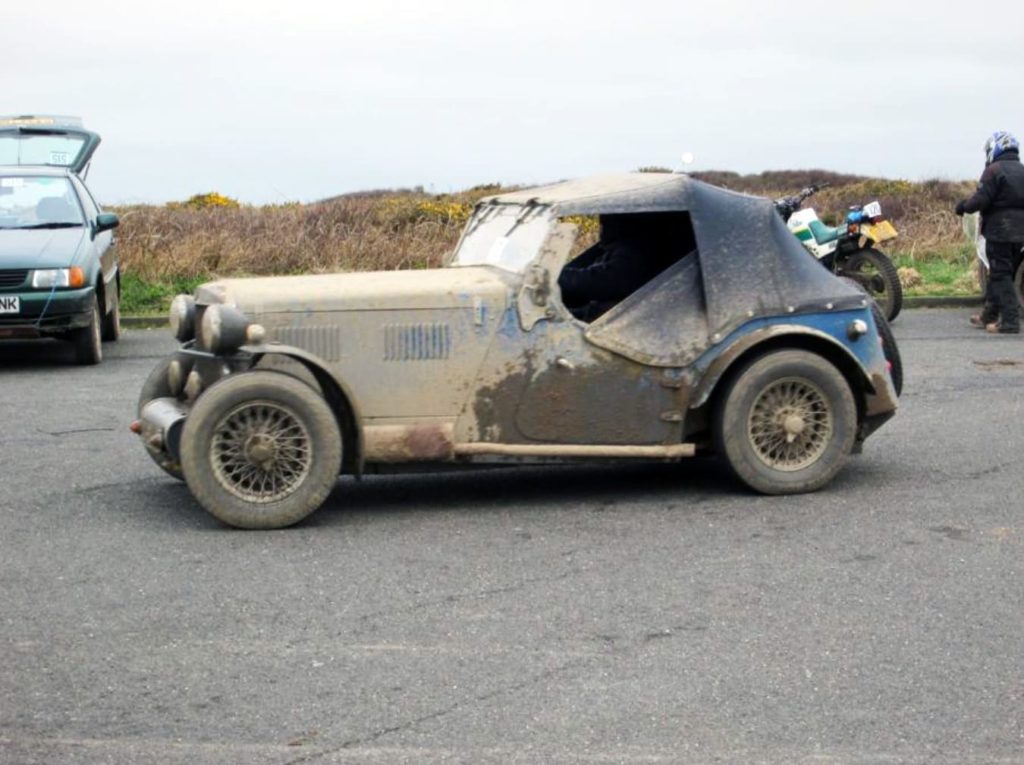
<box><xmin>487</xmin><ymin>173</ymin><xmax>867</xmax><ymax>366</ymax></box>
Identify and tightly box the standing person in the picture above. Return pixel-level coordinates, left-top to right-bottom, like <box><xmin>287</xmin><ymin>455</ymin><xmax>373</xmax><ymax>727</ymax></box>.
<box><xmin>956</xmin><ymin>131</ymin><xmax>1024</xmax><ymax>334</ymax></box>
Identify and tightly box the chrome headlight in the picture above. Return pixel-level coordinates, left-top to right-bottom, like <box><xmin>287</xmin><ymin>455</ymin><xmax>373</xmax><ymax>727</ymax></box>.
<box><xmin>169</xmin><ymin>295</ymin><xmax>197</xmax><ymax>342</ymax></box>
<box><xmin>199</xmin><ymin>304</ymin><xmax>255</xmax><ymax>355</ymax></box>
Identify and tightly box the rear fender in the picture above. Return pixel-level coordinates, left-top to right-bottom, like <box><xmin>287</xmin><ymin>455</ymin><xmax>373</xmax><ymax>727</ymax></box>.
<box><xmin>691</xmin><ymin>324</ymin><xmax>876</xmax><ymax>412</ymax></box>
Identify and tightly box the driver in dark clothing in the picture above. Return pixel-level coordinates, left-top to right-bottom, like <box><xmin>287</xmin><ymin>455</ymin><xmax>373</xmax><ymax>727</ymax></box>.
<box><xmin>956</xmin><ymin>131</ymin><xmax>1024</xmax><ymax>334</ymax></box>
<box><xmin>558</xmin><ymin>214</ymin><xmax>679</xmax><ymax>322</ymax></box>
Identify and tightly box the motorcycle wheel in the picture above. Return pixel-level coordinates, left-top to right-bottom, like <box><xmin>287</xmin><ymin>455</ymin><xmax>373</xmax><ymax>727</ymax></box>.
<box><xmin>838</xmin><ymin>247</ymin><xmax>903</xmax><ymax>322</ymax></box>
<box><xmin>839</xmin><ymin>276</ymin><xmax>903</xmax><ymax>398</ymax></box>
<box><xmin>871</xmin><ymin>301</ymin><xmax>903</xmax><ymax>398</ymax></box>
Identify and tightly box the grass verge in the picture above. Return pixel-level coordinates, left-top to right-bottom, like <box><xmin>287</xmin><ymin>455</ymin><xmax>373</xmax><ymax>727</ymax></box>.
<box><xmin>121</xmin><ymin>272</ymin><xmax>210</xmax><ymax>316</ymax></box>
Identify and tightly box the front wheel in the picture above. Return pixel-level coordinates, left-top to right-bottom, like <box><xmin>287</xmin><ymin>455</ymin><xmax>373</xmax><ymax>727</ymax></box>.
<box><xmin>838</xmin><ymin>247</ymin><xmax>903</xmax><ymax>322</ymax></box>
<box><xmin>714</xmin><ymin>350</ymin><xmax>857</xmax><ymax>495</ymax></box>
<box><xmin>71</xmin><ymin>296</ymin><xmax>102</xmax><ymax>365</ymax></box>
<box><xmin>179</xmin><ymin>371</ymin><xmax>342</xmax><ymax>529</ymax></box>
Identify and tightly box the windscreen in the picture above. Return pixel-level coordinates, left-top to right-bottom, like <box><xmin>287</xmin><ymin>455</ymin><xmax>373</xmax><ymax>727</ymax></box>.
<box><xmin>450</xmin><ymin>204</ymin><xmax>553</xmax><ymax>273</ymax></box>
<box><xmin>0</xmin><ymin>131</ymin><xmax>89</xmax><ymax>168</ymax></box>
<box><xmin>0</xmin><ymin>176</ymin><xmax>84</xmax><ymax>228</ymax></box>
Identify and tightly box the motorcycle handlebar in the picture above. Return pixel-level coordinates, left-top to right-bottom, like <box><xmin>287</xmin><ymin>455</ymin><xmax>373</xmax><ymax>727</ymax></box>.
<box><xmin>773</xmin><ymin>182</ymin><xmax>832</xmax><ymax>221</ymax></box>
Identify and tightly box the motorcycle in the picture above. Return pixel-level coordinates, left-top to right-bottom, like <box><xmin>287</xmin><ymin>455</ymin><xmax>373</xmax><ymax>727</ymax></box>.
<box><xmin>775</xmin><ymin>184</ymin><xmax>903</xmax><ymax>321</ymax></box>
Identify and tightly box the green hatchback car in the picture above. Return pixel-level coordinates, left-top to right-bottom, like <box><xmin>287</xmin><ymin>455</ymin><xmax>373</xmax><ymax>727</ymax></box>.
<box><xmin>0</xmin><ymin>115</ymin><xmax>120</xmax><ymax>364</ymax></box>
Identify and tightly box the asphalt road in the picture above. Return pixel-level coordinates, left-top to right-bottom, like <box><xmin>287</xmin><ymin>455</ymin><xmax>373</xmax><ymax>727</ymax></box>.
<box><xmin>1</xmin><ymin>310</ymin><xmax>1023</xmax><ymax>764</ymax></box>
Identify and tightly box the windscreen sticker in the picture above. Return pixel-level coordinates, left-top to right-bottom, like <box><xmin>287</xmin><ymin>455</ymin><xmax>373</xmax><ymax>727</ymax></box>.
<box><xmin>48</xmin><ymin>151</ymin><xmax>70</xmax><ymax>165</ymax></box>
<box><xmin>0</xmin><ymin>178</ymin><xmax>24</xmax><ymax>187</ymax></box>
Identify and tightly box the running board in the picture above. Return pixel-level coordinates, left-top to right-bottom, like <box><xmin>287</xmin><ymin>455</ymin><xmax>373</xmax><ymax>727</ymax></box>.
<box><xmin>453</xmin><ymin>443</ymin><xmax>696</xmax><ymax>459</ymax></box>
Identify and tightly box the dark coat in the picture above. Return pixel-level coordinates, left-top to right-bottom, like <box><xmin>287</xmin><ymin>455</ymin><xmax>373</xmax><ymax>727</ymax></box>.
<box><xmin>961</xmin><ymin>149</ymin><xmax>1024</xmax><ymax>242</ymax></box>
<box><xmin>558</xmin><ymin>238</ymin><xmax>676</xmax><ymax>305</ymax></box>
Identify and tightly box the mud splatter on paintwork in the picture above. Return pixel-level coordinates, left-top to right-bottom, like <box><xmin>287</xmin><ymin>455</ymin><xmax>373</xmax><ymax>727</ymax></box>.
<box><xmin>516</xmin><ymin>361</ymin><xmax>673</xmax><ymax>444</ymax></box>
<box><xmin>363</xmin><ymin>424</ymin><xmax>455</xmax><ymax>461</ymax></box>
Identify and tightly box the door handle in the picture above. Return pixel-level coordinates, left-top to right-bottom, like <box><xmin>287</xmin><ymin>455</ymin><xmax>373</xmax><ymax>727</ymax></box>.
<box><xmin>555</xmin><ymin>357</ymin><xmax>575</xmax><ymax>371</ymax></box>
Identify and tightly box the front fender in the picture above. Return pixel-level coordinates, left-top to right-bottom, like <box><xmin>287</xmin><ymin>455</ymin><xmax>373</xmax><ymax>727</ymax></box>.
<box><xmin>239</xmin><ymin>343</ymin><xmax>365</xmax><ymax>475</ymax></box>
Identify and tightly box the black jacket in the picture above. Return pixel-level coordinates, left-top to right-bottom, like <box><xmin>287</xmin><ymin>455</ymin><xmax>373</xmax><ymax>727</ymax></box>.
<box><xmin>962</xmin><ymin>149</ymin><xmax>1024</xmax><ymax>242</ymax></box>
<box><xmin>558</xmin><ymin>238</ymin><xmax>676</xmax><ymax>305</ymax></box>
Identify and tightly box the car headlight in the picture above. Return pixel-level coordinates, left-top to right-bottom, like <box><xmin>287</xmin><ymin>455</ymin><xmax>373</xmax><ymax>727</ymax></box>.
<box><xmin>199</xmin><ymin>304</ymin><xmax>256</xmax><ymax>355</ymax></box>
<box><xmin>31</xmin><ymin>267</ymin><xmax>85</xmax><ymax>289</ymax></box>
<box><xmin>169</xmin><ymin>294</ymin><xmax>197</xmax><ymax>342</ymax></box>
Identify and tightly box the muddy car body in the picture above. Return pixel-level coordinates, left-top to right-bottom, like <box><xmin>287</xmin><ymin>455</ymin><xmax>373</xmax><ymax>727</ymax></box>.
<box><xmin>136</xmin><ymin>173</ymin><xmax>899</xmax><ymax>529</ymax></box>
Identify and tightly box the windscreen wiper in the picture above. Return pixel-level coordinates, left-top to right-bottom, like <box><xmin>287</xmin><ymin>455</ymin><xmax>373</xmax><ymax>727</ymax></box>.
<box><xmin>17</xmin><ymin>222</ymin><xmax>83</xmax><ymax>230</ymax></box>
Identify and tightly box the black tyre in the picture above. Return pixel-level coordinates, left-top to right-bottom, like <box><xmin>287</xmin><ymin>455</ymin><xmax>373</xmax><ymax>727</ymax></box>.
<box><xmin>714</xmin><ymin>350</ymin><xmax>857</xmax><ymax>495</ymax></box>
<box><xmin>871</xmin><ymin>302</ymin><xmax>903</xmax><ymax>398</ymax></box>
<box><xmin>137</xmin><ymin>358</ymin><xmax>185</xmax><ymax>481</ymax></box>
<box><xmin>101</xmin><ymin>279</ymin><xmax>121</xmax><ymax>342</ymax></box>
<box><xmin>71</xmin><ymin>295</ymin><xmax>102</xmax><ymax>365</ymax></box>
<box><xmin>839</xmin><ymin>247</ymin><xmax>903</xmax><ymax>322</ymax></box>
<box><xmin>179</xmin><ymin>371</ymin><xmax>342</xmax><ymax>529</ymax></box>
<box><xmin>837</xmin><ymin>275</ymin><xmax>902</xmax><ymax>397</ymax></box>
<box><xmin>1015</xmin><ymin>259</ymin><xmax>1024</xmax><ymax>308</ymax></box>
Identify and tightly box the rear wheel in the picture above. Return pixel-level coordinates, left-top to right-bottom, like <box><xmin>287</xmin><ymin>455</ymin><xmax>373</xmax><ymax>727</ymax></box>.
<box><xmin>71</xmin><ymin>296</ymin><xmax>102</xmax><ymax>365</ymax></box>
<box><xmin>714</xmin><ymin>350</ymin><xmax>857</xmax><ymax>495</ymax></box>
<box><xmin>101</xmin><ymin>279</ymin><xmax>121</xmax><ymax>342</ymax></box>
<box><xmin>839</xmin><ymin>247</ymin><xmax>903</xmax><ymax>322</ymax></box>
<box><xmin>179</xmin><ymin>371</ymin><xmax>342</xmax><ymax>529</ymax></box>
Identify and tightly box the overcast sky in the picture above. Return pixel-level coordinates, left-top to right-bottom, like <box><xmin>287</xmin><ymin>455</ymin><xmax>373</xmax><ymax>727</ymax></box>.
<box><xmin>7</xmin><ymin>0</ymin><xmax>1022</xmax><ymax>204</ymax></box>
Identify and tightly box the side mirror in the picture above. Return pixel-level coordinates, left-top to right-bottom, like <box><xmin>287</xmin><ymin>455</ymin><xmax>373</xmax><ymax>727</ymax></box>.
<box><xmin>95</xmin><ymin>212</ymin><xmax>119</xmax><ymax>234</ymax></box>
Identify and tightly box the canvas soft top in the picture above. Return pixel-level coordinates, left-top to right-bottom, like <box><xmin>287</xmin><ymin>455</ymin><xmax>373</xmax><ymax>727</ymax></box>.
<box><xmin>483</xmin><ymin>173</ymin><xmax>866</xmax><ymax>366</ymax></box>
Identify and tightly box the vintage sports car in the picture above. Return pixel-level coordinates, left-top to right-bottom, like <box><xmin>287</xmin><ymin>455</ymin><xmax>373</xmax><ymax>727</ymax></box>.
<box><xmin>0</xmin><ymin>115</ymin><xmax>120</xmax><ymax>364</ymax></box>
<box><xmin>134</xmin><ymin>173</ymin><xmax>900</xmax><ymax>529</ymax></box>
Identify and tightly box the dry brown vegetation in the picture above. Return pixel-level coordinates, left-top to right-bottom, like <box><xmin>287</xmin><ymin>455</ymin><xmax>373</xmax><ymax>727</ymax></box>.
<box><xmin>112</xmin><ymin>171</ymin><xmax>974</xmax><ymax>288</ymax></box>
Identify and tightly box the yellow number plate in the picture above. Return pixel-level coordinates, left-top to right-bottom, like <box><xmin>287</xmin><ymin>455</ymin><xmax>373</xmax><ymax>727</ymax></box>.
<box><xmin>863</xmin><ymin>220</ymin><xmax>898</xmax><ymax>243</ymax></box>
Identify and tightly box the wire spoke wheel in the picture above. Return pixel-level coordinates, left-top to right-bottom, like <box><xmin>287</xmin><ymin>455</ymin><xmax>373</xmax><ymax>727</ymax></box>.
<box><xmin>714</xmin><ymin>350</ymin><xmax>857</xmax><ymax>495</ymax></box>
<box><xmin>747</xmin><ymin>377</ymin><xmax>833</xmax><ymax>471</ymax></box>
<box><xmin>210</xmin><ymin>400</ymin><xmax>313</xmax><ymax>503</ymax></box>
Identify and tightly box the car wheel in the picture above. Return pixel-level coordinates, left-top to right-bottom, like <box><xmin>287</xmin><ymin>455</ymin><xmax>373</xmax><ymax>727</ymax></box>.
<box><xmin>714</xmin><ymin>349</ymin><xmax>857</xmax><ymax>495</ymax></box>
<box><xmin>179</xmin><ymin>371</ymin><xmax>342</xmax><ymax>529</ymax></box>
<box><xmin>71</xmin><ymin>296</ymin><xmax>103</xmax><ymax>365</ymax></box>
<box><xmin>138</xmin><ymin>358</ymin><xmax>185</xmax><ymax>481</ymax></box>
<box><xmin>101</xmin><ymin>281</ymin><xmax>121</xmax><ymax>342</ymax></box>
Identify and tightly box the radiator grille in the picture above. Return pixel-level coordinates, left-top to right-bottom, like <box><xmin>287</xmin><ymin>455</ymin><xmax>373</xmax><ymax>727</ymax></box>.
<box><xmin>0</xmin><ymin>270</ymin><xmax>28</xmax><ymax>289</ymax></box>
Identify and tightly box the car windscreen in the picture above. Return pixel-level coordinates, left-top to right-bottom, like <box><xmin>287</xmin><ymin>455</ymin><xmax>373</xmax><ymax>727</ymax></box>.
<box><xmin>0</xmin><ymin>131</ymin><xmax>89</xmax><ymax>168</ymax></box>
<box><xmin>450</xmin><ymin>203</ymin><xmax>552</xmax><ymax>273</ymax></box>
<box><xmin>0</xmin><ymin>176</ymin><xmax>84</xmax><ymax>228</ymax></box>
